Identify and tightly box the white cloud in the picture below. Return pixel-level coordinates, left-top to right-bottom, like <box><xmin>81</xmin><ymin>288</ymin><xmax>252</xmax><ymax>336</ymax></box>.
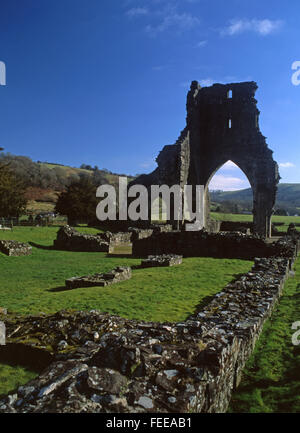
<box><xmin>279</xmin><ymin>162</ymin><xmax>295</xmax><ymax>168</ymax></box>
<box><xmin>145</xmin><ymin>12</ymin><xmax>200</xmax><ymax>36</ymax></box>
<box><xmin>209</xmin><ymin>175</ymin><xmax>249</xmax><ymax>191</ymax></box>
<box><xmin>196</xmin><ymin>40</ymin><xmax>207</xmax><ymax>47</ymax></box>
<box><xmin>222</xmin><ymin>18</ymin><xmax>283</xmax><ymax>36</ymax></box>
<box><xmin>199</xmin><ymin>78</ymin><xmax>214</xmax><ymax>87</ymax></box>
<box><xmin>152</xmin><ymin>65</ymin><xmax>166</xmax><ymax>71</ymax></box>
<box><xmin>126</xmin><ymin>7</ymin><xmax>148</xmax><ymax>18</ymax></box>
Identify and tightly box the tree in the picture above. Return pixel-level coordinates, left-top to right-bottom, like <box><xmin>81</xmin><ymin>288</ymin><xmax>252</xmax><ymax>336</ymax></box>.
<box><xmin>0</xmin><ymin>161</ymin><xmax>27</xmax><ymax>217</ymax></box>
<box><xmin>55</xmin><ymin>177</ymin><xmax>98</xmax><ymax>225</ymax></box>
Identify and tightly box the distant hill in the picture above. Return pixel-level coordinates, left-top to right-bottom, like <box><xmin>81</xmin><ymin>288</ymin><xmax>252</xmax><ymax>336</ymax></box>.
<box><xmin>210</xmin><ymin>183</ymin><xmax>300</xmax><ymax>214</ymax></box>
<box><xmin>0</xmin><ymin>153</ymin><xmax>135</xmax><ymax>214</ymax></box>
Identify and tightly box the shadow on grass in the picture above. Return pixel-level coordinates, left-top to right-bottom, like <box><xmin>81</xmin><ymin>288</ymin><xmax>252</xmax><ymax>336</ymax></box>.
<box><xmin>105</xmin><ymin>253</ymin><xmax>134</xmax><ymax>259</ymax></box>
<box><xmin>29</xmin><ymin>242</ymin><xmax>54</xmax><ymax>250</ymax></box>
<box><xmin>47</xmin><ymin>285</ymin><xmax>68</xmax><ymax>293</ymax></box>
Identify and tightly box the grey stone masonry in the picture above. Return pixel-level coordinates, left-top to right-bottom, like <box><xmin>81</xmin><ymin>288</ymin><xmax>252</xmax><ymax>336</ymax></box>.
<box><xmin>0</xmin><ymin>240</ymin><xmax>32</xmax><ymax>256</ymax></box>
<box><xmin>54</xmin><ymin>226</ymin><xmax>110</xmax><ymax>252</ymax></box>
<box><xmin>65</xmin><ymin>266</ymin><xmax>132</xmax><ymax>289</ymax></box>
<box><xmin>141</xmin><ymin>254</ymin><xmax>183</xmax><ymax>268</ymax></box>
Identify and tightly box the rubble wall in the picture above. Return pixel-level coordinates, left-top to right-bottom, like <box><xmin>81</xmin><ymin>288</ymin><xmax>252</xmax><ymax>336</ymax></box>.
<box><xmin>132</xmin><ymin>231</ymin><xmax>293</xmax><ymax>259</ymax></box>
<box><xmin>53</xmin><ymin>226</ymin><xmax>110</xmax><ymax>252</ymax></box>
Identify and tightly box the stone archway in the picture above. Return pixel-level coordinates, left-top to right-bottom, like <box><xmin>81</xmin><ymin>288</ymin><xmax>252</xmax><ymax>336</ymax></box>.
<box><xmin>206</xmin><ymin>159</ymin><xmax>253</xmax><ymax>215</ymax></box>
<box><xmin>130</xmin><ymin>81</ymin><xmax>280</xmax><ymax>237</ymax></box>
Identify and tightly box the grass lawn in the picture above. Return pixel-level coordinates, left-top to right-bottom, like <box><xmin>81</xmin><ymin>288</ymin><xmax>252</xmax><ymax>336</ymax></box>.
<box><xmin>0</xmin><ymin>226</ymin><xmax>253</xmax><ymax>323</ymax></box>
<box><xmin>229</xmin><ymin>256</ymin><xmax>300</xmax><ymax>413</ymax></box>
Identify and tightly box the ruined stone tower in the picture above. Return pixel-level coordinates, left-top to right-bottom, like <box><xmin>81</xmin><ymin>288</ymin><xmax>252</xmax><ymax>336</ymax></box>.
<box><xmin>131</xmin><ymin>81</ymin><xmax>279</xmax><ymax>237</ymax></box>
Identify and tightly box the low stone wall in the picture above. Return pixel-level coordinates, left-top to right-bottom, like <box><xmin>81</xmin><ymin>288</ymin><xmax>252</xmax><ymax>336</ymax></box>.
<box><xmin>65</xmin><ymin>267</ymin><xmax>132</xmax><ymax>289</ymax></box>
<box><xmin>220</xmin><ymin>221</ymin><xmax>253</xmax><ymax>233</ymax></box>
<box><xmin>128</xmin><ymin>228</ymin><xmax>154</xmax><ymax>241</ymax></box>
<box><xmin>53</xmin><ymin>226</ymin><xmax>109</xmax><ymax>252</ymax></box>
<box><xmin>0</xmin><ymin>240</ymin><xmax>32</xmax><ymax>256</ymax></box>
<box><xmin>0</xmin><ymin>237</ymin><xmax>297</xmax><ymax>413</ymax></box>
<box><xmin>132</xmin><ymin>230</ymin><xmax>290</xmax><ymax>259</ymax></box>
<box><xmin>98</xmin><ymin>232</ymin><xmax>132</xmax><ymax>244</ymax></box>
<box><xmin>141</xmin><ymin>255</ymin><xmax>183</xmax><ymax>268</ymax></box>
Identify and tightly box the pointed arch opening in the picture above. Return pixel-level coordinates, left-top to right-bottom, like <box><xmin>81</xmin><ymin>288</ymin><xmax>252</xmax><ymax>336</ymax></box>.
<box><xmin>208</xmin><ymin>160</ymin><xmax>253</xmax><ymax>220</ymax></box>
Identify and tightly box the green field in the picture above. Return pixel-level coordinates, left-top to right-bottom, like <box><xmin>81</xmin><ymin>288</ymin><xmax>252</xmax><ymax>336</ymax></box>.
<box><xmin>211</xmin><ymin>212</ymin><xmax>300</xmax><ymax>232</ymax></box>
<box><xmin>229</xmin><ymin>255</ymin><xmax>300</xmax><ymax>413</ymax></box>
<box><xmin>0</xmin><ymin>226</ymin><xmax>252</xmax><ymax>322</ymax></box>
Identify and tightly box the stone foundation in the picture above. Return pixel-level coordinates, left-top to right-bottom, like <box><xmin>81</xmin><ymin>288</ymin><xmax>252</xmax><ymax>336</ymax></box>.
<box><xmin>65</xmin><ymin>267</ymin><xmax>132</xmax><ymax>289</ymax></box>
<box><xmin>141</xmin><ymin>255</ymin><xmax>183</xmax><ymax>268</ymax></box>
<box><xmin>0</xmin><ymin>240</ymin><xmax>32</xmax><ymax>256</ymax></box>
<box><xmin>0</xmin><ymin>237</ymin><xmax>297</xmax><ymax>413</ymax></box>
<box><xmin>53</xmin><ymin>226</ymin><xmax>109</xmax><ymax>252</ymax></box>
<box><xmin>132</xmin><ymin>230</ymin><xmax>293</xmax><ymax>259</ymax></box>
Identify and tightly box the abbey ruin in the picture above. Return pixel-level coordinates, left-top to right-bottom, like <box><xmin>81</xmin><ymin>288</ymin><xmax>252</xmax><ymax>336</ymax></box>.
<box><xmin>131</xmin><ymin>81</ymin><xmax>280</xmax><ymax>238</ymax></box>
<box><xmin>0</xmin><ymin>81</ymin><xmax>297</xmax><ymax>414</ymax></box>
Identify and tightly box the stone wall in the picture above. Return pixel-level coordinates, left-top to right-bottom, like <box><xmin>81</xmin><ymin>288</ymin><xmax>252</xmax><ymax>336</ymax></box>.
<box><xmin>140</xmin><ymin>255</ymin><xmax>183</xmax><ymax>268</ymax></box>
<box><xmin>0</xmin><ymin>237</ymin><xmax>298</xmax><ymax>413</ymax></box>
<box><xmin>220</xmin><ymin>221</ymin><xmax>253</xmax><ymax>232</ymax></box>
<box><xmin>132</xmin><ymin>230</ymin><xmax>292</xmax><ymax>259</ymax></box>
<box><xmin>53</xmin><ymin>226</ymin><xmax>110</xmax><ymax>252</ymax></box>
<box><xmin>65</xmin><ymin>267</ymin><xmax>132</xmax><ymax>289</ymax></box>
<box><xmin>0</xmin><ymin>240</ymin><xmax>32</xmax><ymax>256</ymax></box>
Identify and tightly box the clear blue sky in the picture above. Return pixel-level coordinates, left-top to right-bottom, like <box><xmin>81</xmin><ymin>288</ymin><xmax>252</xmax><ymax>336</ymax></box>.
<box><xmin>0</xmin><ymin>0</ymin><xmax>299</xmax><ymax>190</ymax></box>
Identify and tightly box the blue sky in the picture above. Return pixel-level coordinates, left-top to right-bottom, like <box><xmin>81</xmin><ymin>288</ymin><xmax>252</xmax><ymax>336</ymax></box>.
<box><xmin>0</xmin><ymin>0</ymin><xmax>299</xmax><ymax>190</ymax></box>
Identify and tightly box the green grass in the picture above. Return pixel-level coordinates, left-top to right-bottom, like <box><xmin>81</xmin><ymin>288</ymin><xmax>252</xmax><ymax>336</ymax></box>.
<box><xmin>228</xmin><ymin>256</ymin><xmax>300</xmax><ymax>413</ymax></box>
<box><xmin>0</xmin><ymin>364</ymin><xmax>38</xmax><ymax>399</ymax></box>
<box><xmin>0</xmin><ymin>226</ymin><xmax>253</xmax><ymax>322</ymax></box>
<box><xmin>211</xmin><ymin>212</ymin><xmax>300</xmax><ymax>232</ymax></box>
